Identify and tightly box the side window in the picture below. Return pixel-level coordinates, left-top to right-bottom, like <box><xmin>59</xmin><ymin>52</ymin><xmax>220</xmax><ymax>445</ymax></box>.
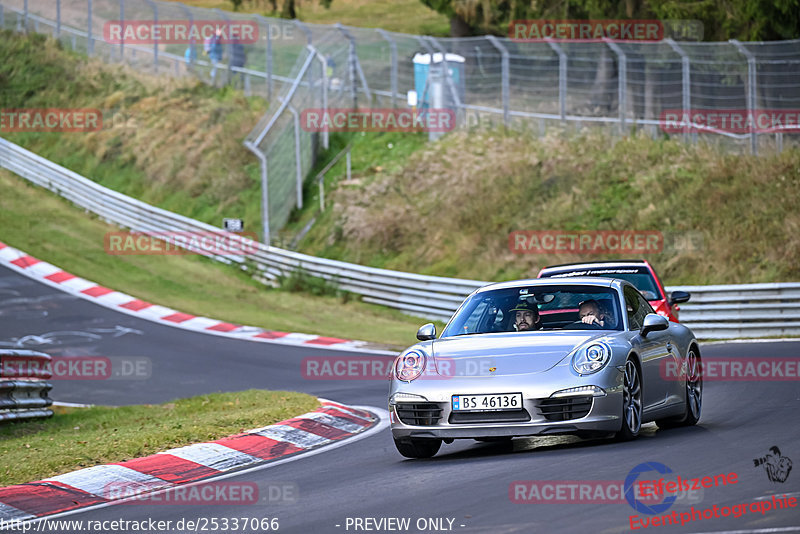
<box><xmin>624</xmin><ymin>286</ymin><xmax>643</xmax><ymax>331</ymax></box>
<box><xmin>463</xmin><ymin>299</ymin><xmax>489</xmax><ymax>333</ymax></box>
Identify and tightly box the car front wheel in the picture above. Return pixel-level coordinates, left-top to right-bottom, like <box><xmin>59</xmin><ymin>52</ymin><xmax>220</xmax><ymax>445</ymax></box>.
<box><xmin>615</xmin><ymin>358</ymin><xmax>642</xmax><ymax>441</ymax></box>
<box><xmin>393</xmin><ymin>437</ymin><xmax>442</xmax><ymax>459</ymax></box>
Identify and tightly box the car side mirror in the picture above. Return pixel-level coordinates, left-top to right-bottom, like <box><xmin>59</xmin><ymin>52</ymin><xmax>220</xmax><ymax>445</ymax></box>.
<box><xmin>640</xmin><ymin>314</ymin><xmax>669</xmax><ymax>337</ymax></box>
<box><xmin>416</xmin><ymin>323</ymin><xmax>437</xmax><ymax>341</ymax></box>
<box><xmin>669</xmin><ymin>290</ymin><xmax>691</xmax><ymax>305</ymax></box>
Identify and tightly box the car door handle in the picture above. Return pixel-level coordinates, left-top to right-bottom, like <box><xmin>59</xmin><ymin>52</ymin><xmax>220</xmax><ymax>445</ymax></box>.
<box><xmin>666</xmin><ymin>342</ymin><xmax>673</xmax><ymax>353</ymax></box>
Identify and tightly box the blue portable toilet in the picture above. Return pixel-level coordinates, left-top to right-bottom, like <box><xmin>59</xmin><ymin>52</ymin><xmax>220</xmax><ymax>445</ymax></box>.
<box><xmin>412</xmin><ymin>52</ymin><xmax>465</xmax><ymax>109</ymax></box>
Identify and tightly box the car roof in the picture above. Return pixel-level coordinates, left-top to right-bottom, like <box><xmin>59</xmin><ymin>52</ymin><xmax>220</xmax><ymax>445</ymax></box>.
<box><xmin>476</xmin><ymin>277</ymin><xmax>621</xmax><ymax>294</ymax></box>
<box><xmin>540</xmin><ymin>260</ymin><xmax>650</xmax><ymax>272</ymax></box>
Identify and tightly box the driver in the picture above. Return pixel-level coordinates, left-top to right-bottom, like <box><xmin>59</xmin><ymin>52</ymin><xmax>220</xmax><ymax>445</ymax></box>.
<box><xmin>510</xmin><ymin>301</ymin><xmax>542</xmax><ymax>331</ymax></box>
<box><xmin>578</xmin><ymin>299</ymin><xmax>609</xmax><ymax>327</ymax></box>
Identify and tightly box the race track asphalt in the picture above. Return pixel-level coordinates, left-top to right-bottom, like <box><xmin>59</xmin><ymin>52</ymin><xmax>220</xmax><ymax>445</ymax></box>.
<box><xmin>2</xmin><ymin>264</ymin><xmax>798</xmax><ymax>534</ymax></box>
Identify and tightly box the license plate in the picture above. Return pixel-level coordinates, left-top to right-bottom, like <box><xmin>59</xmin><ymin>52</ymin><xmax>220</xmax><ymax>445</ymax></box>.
<box><xmin>452</xmin><ymin>393</ymin><xmax>523</xmax><ymax>412</ymax></box>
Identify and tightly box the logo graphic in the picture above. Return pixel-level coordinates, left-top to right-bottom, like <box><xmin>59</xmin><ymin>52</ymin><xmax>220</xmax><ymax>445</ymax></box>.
<box><xmin>754</xmin><ymin>446</ymin><xmax>793</xmax><ymax>483</ymax></box>
<box><xmin>625</xmin><ymin>462</ymin><xmax>677</xmax><ymax>515</ymax></box>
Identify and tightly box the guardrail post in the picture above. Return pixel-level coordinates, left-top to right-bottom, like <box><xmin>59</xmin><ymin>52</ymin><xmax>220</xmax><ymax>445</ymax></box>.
<box><xmin>23</xmin><ymin>0</ymin><xmax>27</xmax><ymax>31</ymax></box>
<box><xmin>376</xmin><ymin>29</ymin><xmax>398</xmax><ymax>107</ymax></box>
<box><xmin>730</xmin><ymin>39</ymin><xmax>758</xmax><ymax>155</ymax></box>
<box><xmin>87</xmin><ymin>0</ymin><xmax>93</xmax><ymax>55</ymax></box>
<box><xmin>545</xmin><ymin>39</ymin><xmax>567</xmax><ymax>122</ymax></box>
<box><xmin>486</xmin><ymin>35</ymin><xmax>509</xmax><ymax>127</ymax></box>
<box><xmin>244</xmin><ymin>141</ymin><xmax>270</xmax><ymax>245</ymax></box>
<box><xmin>665</xmin><ymin>38</ymin><xmax>691</xmax><ymax>143</ymax></box>
<box><xmin>56</xmin><ymin>0</ymin><xmax>60</xmax><ymax>37</ymax></box>
<box><xmin>281</xmin><ymin>98</ymin><xmax>304</xmax><ymax>209</ymax></box>
<box><xmin>144</xmin><ymin>0</ymin><xmax>158</xmax><ymax>71</ymax></box>
<box><xmin>603</xmin><ymin>38</ymin><xmax>627</xmax><ymax>134</ymax></box>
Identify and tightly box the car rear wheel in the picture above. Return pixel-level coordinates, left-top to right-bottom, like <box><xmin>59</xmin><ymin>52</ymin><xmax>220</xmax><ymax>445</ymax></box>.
<box><xmin>393</xmin><ymin>437</ymin><xmax>442</xmax><ymax>459</ymax></box>
<box><xmin>657</xmin><ymin>348</ymin><xmax>702</xmax><ymax>429</ymax></box>
<box><xmin>615</xmin><ymin>358</ymin><xmax>642</xmax><ymax>441</ymax></box>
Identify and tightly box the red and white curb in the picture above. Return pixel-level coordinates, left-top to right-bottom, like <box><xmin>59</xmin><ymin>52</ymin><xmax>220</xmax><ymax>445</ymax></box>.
<box><xmin>0</xmin><ymin>241</ymin><xmax>396</xmax><ymax>355</ymax></box>
<box><xmin>0</xmin><ymin>400</ymin><xmax>378</xmax><ymax>521</ymax></box>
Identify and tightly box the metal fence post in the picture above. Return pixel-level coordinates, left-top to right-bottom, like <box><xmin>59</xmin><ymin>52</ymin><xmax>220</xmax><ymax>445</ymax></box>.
<box><xmin>545</xmin><ymin>39</ymin><xmax>567</xmax><ymax>122</ymax></box>
<box><xmin>1</xmin><ymin>5</ymin><xmax>5</xmax><ymax>31</ymax></box>
<box><xmin>254</xmin><ymin>15</ymin><xmax>273</xmax><ymax>100</ymax></box>
<box><xmin>176</xmin><ymin>3</ymin><xmax>196</xmax><ymax>74</ymax></box>
<box><xmin>56</xmin><ymin>0</ymin><xmax>60</xmax><ymax>37</ymax></box>
<box><xmin>23</xmin><ymin>0</ymin><xmax>27</xmax><ymax>31</ymax></box>
<box><xmin>244</xmin><ymin>141</ymin><xmax>270</xmax><ymax>245</ymax></box>
<box><xmin>376</xmin><ymin>29</ymin><xmax>398</xmax><ymax>107</ymax></box>
<box><xmin>427</xmin><ymin>36</ymin><xmax>463</xmax><ymax>127</ymax></box>
<box><xmin>665</xmin><ymin>39</ymin><xmax>691</xmax><ymax>143</ymax></box>
<box><xmin>486</xmin><ymin>35</ymin><xmax>509</xmax><ymax>127</ymax></box>
<box><xmin>87</xmin><ymin>0</ymin><xmax>93</xmax><ymax>55</ymax></box>
<box><xmin>731</xmin><ymin>39</ymin><xmax>758</xmax><ymax>155</ymax></box>
<box><xmin>313</xmin><ymin>49</ymin><xmax>329</xmax><ymax>150</ymax></box>
<box><xmin>143</xmin><ymin>0</ymin><xmax>158</xmax><ymax>71</ymax></box>
<box><xmin>119</xmin><ymin>0</ymin><xmax>125</xmax><ymax>60</ymax></box>
<box><xmin>336</xmin><ymin>24</ymin><xmax>372</xmax><ymax>107</ymax></box>
<box><xmin>282</xmin><ymin>99</ymin><xmax>304</xmax><ymax>210</ymax></box>
<box><xmin>604</xmin><ymin>38</ymin><xmax>627</xmax><ymax>134</ymax></box>
<box><xmin>214</xmin><ymin>9</ymin><xmax>233</xmax><ymax>85</ymax></box>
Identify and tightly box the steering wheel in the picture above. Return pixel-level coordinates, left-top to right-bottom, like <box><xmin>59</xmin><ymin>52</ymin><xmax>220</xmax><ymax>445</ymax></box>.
<box><xmin>566</xmin><ymin>320</ymin><xmax>604</xmax><ymax>330</ymax></box>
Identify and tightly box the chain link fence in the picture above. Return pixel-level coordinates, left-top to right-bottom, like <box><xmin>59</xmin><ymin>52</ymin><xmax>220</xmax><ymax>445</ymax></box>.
<box><xmin>2</xmin><ymin>0</ymin><xmax>799</xmax><ymax>236</ymax></box>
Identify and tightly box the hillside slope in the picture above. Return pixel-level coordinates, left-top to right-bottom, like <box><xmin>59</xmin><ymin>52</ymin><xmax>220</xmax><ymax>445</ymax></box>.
<box><xmin>298</xmin><ymin>130</ymin><xmax>800</xmax><ymax>285</ymax></box>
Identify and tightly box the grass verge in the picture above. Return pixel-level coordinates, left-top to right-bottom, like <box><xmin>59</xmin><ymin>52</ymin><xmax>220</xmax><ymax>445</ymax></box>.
<box><xmin>0</xmin><ymin>390</ymin><xmax>318</xmax><ymax>486</ymax></box>
<box><xmin>167</xmin><ymin>0</ymin><xmax>450</xmax><ymax>36</ymax></box>
<box><xmin>0</xmin><ymin>168</ymin><xmax>435</xmax><ymax>348</ymax></box>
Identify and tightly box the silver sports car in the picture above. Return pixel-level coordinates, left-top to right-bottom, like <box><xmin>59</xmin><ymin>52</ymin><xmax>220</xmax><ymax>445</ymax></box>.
<box><xmin>389</xmin><ymin>278</ymin><xmax>702</xmax><ymax>458</ymax></box>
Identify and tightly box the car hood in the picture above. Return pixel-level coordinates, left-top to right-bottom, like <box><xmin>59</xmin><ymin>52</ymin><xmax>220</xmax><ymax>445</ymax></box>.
<box><xmin>431</xmin><ymin>332</ymin><xmax>607</xmax><ymax>377</ymax></box>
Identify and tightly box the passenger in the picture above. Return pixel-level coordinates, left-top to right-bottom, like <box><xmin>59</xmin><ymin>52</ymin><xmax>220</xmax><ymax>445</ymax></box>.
<box><xmin>510</xmin><ymin>301</ymin><xmax>542</xmax><ymax>331</ymax></box>
<box><xmin>578</xmin><ymin>299</ymin><xmax>611</xmax><ymax>328</ymax></box>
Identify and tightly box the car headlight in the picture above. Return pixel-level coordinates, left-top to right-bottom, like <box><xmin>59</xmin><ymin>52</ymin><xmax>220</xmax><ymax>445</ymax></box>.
<box><xmin>395</xmin><ymin>350</ymin><xmax>426</xmax><ymax>382</ymax></box>
<box><xmin>572</xmin><ymin>342</ymin><xmax>612</xmax><ymax>375</ymax></box>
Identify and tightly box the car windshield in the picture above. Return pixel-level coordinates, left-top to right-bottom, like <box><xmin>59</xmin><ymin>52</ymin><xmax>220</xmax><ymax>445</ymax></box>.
<box><xmin>540</xmin><ymin>267</ymin><xmax>662</xmax><ymax>301</ymax></box>
<box><xmin>441</xmin><ymin>285</ymin><xmax>623</xmax><ymax>337</ymax></box>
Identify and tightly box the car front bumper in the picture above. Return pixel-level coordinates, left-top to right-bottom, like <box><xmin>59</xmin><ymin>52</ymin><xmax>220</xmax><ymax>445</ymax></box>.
<box><xmin>389</xmin><ymin>364</ymin><xmax>625</xmax><ymax>440</ymax></box>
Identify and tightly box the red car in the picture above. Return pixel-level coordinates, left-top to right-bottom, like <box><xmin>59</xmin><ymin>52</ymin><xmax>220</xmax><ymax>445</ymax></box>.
<box><xmin>536</xmin><ymin>260</ymin><xmax>690</xmax><ymax>322</ymax></box>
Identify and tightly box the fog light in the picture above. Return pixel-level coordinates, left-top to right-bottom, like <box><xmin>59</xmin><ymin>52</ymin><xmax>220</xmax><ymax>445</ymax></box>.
<box><xmin>551</xmin><ymin>386</ymin><xmax>606</xmax><ymax>398</ymax></box>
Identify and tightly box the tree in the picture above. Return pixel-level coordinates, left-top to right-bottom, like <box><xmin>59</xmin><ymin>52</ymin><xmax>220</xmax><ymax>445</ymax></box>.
<box><xmin>419</xmin><ymin>0</ymin><xmax>800</xmax><ymax>40</ymax></box>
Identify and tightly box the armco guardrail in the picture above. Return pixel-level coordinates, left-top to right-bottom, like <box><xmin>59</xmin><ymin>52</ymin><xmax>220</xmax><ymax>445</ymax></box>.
<box><xmin>1</xmin><ymin>137</ymin><xmax>799</xmax><ymax>339</ymax></box>
<box><xmin>0</xmin><ymin>350</ymin><xmax>54</xmax><ymax>422</ymax></box>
